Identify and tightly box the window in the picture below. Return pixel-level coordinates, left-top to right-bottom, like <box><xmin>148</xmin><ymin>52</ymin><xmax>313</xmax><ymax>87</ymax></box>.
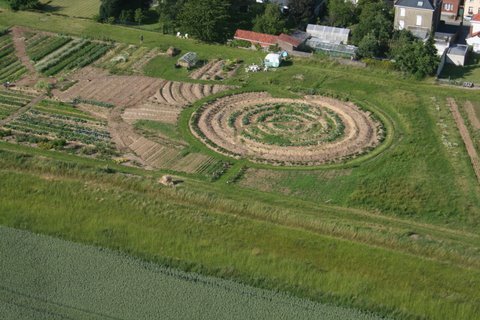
<box><xmin>443</xmin><ymin>3</ymin><xmax>453</xmax><ymax>11</ymax></box>
<box><xmin>468</xmin><ymin>7</ymin><xmax>473</xmax><ymax>14</ymax></box>
<box><xmin>416</xmin><ymin>15</ymin><xmax>423</xmax><ymax>26</ymax></box>
<box><xmin>417</xmin><ymin>1</ymin><xmax>423</xmax><ymax>6</ymax></box>
<box><xmin>399</xmin><ymin>20</ymin><xmax>405</xmax><ymax>30</ymax></box>
<box><xmin>400</xmin><ymin>8</ymin><xmax>406</xmax><ymax>16</ymax></box>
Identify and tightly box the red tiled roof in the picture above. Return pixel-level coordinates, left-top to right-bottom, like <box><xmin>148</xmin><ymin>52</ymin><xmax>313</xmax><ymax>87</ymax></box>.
<box><xmin>470</xmin><ymin>31</ymin><xmax>480</xmax><ymax>38</ymax></box>
<box><xmin>234</xmin><ymin>29</ymin><xmax>278</xmax><ymax>46</ymax></box>
<box><xmin>278</xmin><ymin>33</ymin><xmax>302</xmax><ymax>47</ymax></box>
<box><xmin>472</xmin><ymin>13</ymin><xmax>480</xmax><ymax>22</ymax></box>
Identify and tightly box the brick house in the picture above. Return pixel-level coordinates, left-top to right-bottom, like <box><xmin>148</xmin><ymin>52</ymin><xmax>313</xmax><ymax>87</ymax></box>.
<box><xmin>441</xmin><ymin>0</ymin><xmax>461</xmax><ymax>19</ymax></box>
<box><xmin>233</xmin><ymin>30</ymin><xmax>307</xmax><ymax>52</ymax></box>
<box><xmin>233</xmin><ymin>29</ymin><xmax>278</xmax><ymax>48</ymax></box>
<box><xmin>394</xmin><ymin>0</ymin><xmax>443</xmax><ymax>39</ymax></box>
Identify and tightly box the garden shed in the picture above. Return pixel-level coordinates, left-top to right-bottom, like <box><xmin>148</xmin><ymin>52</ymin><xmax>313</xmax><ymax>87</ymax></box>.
<box><xmin>177</xmin><ymin>52</ymin><xmax>198</xmax><ymax>68</ymax></box>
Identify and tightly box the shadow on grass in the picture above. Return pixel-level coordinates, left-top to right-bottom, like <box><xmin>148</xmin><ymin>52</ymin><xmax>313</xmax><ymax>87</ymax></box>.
<box><xmin>440</xmin><ymin>53</ymin><xmax>480</xmax><ymax>82</ymax></box>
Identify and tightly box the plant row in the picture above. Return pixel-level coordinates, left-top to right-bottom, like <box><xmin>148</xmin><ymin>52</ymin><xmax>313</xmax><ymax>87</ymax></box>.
<box><xmin>27</xmin><ymin>35</ymin><xmax>72</xmax><ymax>62</ymax></box>
<box><xmin>36</xmin><ymin>40</ymin><xmax>111</xmax><ymax>76</ymax></box>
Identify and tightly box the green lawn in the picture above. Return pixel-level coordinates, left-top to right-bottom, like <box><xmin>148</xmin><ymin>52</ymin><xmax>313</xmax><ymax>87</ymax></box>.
<box><xmin>40</xmin><ymin>0</ymin><xmax>99</xmax><ymax>18</ymax></box>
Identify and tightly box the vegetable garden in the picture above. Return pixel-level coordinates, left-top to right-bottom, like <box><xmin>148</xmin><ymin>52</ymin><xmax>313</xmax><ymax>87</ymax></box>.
<box><xmin>0</xmin><ymin>89</ymin><xmax>35</xmax><ymax>120</ymax></box>
<box><xmin>0</xmin><ymin>33</ymin><xmax>27</xmax><ymax>83</ymax></box>
<box><xmin>192</xmin><ymin>92</ymin><xmax>384</xmax><ymax>166</ymax></box>
<box><xmin>29</xmin><ymin>35</ymin><xmax>112</xmax><ymax>76</ymax></box>
<box><xmin>3</xmin><ymin>99</ymin><xmax>116</xmax><ymax>157</ymax></box>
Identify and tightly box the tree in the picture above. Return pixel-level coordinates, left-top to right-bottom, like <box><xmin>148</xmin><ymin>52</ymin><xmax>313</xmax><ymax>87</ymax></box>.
<box><xmin>178</xmin><ymin>0</ymin><xmax>230</xmax><ymax>43</ymax></box>
<box><xmin>327</xmin><ymin>0</ymin><xmax>358</xmax><ymax>27</ymax></box>
<box><xmin>134</xmin><ymin>8</ymin><xmax>144</xmax><ymax>25</ymax></box>
<box><xmin>253</xmin><ymin>3</ymin><xmax>286</xmax><ymax>35</ymax></box>
<box><xmin>119</xmin><ymin>9</ymin><xmax>133</xmax><ymax>24</ymax></box>
<box><xmin>99</xmin><ymin>0</ymin><xmax>152</xmax><ymax>22</ymax></box>
<box><xmin>288</xmin><ymin>0</ymin><xmax>315</xmax><ymax>26</ymax></box>
<box><xmin>7</xmin><ymin>0</ymin><xmax>39</xmax><ymax>11</ymax></box>
<box><xmin>357</xmin><ymin>32</ymin><xmax>380</xmax><ymax>58</ymax></box>
<box><xmin>351</xmin><ymin>2</ymin><xmax>392</xmax><ymax>57</ymax></box>
<box><xmin>389</xmin><ymin>31</ymin><xmax>439</xmax><ymax>78</ymax></box>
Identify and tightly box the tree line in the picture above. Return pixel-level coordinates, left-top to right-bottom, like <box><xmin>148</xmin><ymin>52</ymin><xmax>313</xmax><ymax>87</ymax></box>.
<box><xmin>6</xmin><ymin>0</ymin><xmax>439</xmax><ymax>77</ymax></box>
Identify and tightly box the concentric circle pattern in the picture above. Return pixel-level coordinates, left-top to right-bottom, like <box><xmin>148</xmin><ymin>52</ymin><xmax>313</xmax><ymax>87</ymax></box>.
<box><xmin>192</xmin><ymin>92</ymin><xmax>383</xmax><ymax>166</ymax></box>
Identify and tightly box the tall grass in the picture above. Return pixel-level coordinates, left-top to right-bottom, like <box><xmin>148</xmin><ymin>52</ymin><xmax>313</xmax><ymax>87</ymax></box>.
<box><xmin>0</xmin><ymin>151</ymin><xmax>480</xmax><ymax>319</ymax></box>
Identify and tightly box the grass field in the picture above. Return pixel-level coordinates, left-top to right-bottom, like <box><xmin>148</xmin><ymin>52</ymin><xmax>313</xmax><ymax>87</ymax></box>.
<box><xmin>40</xmin><ymin>0</ymin><xmax>99</xmax><ymax>19</ymax></box>
<box><xmin>0</xmin><ymin>7</ymin><xmax>480</xmax><ymax>320</ymax></box>
<box><xmin>0</xmin><ymin>225</ymin><xmax>385</xmax><ymax>320</ymax></box>
<box><xmin>0</xmin><ymin>150</ymin><xmax>480</xmax><ymax>319</ymax></box>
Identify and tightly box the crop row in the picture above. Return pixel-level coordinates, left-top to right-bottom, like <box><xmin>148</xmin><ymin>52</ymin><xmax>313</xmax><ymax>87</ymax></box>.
<box><xmin>36</xmin><ymin>40</ymin><xmax>111</xmax><ymax>76</ymax></box>
<box><xmin>0</xmin><ymin>34</ymin><xmax>28</xmax><ymax>83</ymax></box>
<box><xmin>27</xmin><ymin>35</ymin><xmax>72</xmax><ymax>62</ymax></box>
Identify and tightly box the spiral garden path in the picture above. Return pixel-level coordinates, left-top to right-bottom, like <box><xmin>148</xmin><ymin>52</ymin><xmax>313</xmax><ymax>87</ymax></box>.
<box><xmin>193</xmin><ymin>92</ymin><xmax>383</xmax><ymax>166</ymax></box>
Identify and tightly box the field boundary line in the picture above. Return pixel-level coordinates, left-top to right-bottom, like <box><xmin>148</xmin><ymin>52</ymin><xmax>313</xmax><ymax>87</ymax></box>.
<box><xmin>0</xmin><ymin>94</ymin><xmax>44</xmax><ymax>127</ymax></box>
<box><xmin>447</xmin><ymin>98</ymin><xmax>480</xmax><ymax>183</ymax></box>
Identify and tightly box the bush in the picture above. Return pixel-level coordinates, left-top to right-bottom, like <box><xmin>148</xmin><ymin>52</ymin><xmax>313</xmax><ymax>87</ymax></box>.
<box><xmin>229</xmin><ymin>39</ymin><xmax>252</xmax><ymax>49</ymax></box>
<box><xmin>7</xmin><ymin>0</ymin><xmax>40</xmax><ymax>11</ymax></box>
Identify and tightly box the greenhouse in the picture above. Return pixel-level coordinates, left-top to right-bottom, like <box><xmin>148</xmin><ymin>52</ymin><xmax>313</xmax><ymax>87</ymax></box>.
<box><xmin>306</xmin><ymin>39</ymin><xmax>357</xmax><ymax>58</ymax></box>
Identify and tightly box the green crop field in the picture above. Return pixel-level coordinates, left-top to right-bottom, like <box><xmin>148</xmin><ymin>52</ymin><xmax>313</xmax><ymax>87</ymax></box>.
<box><xmin>0</xmin><ymin>7</ymin><xmax>480</xmax><ymax>320</ymax></box>
<box><xmin>41</xmin><ymin>0</ymin><xmax>100</xmax><ymax>18</ymax></box>
<box><xmin>0</xmin><ymin>225</ymin><xmax>384</xmax><ymax>320</ymax></box>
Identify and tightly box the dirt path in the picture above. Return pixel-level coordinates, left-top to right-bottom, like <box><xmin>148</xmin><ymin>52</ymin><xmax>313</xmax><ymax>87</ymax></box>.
<box><xmin>447</xmin><ymin>98</ymin><xmax>480</xmax><ymax>183</ymax></box>
<box><xmin>464</xmin><ymin>101</ymin><xmax>480</xmax><ymax>130</ymax></box>
<box><xmin>10</xmin><ymin>27</ymin><xmax>39</xmax><ymax>86</ymax></box>
<box><xmin>0</xmin><ymin>94</ymin><xmax>44</xmax><ymax>127</ymax></box>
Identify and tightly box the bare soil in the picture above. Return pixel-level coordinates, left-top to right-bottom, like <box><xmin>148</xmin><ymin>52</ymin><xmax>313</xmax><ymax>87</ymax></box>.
<box><xmin>464</xmin><ymin>101</ymin><xmax>480</xmax><ymax>131</ymax></box>
<box><xmin>193</xmin><ymin>92</ymin><xmax>383</xmax><ymax>166</ymax></box>
<box><xmin>447</xmin><ymin>98</ymin><xmax>480</xmax><ymax>183</ymax></box>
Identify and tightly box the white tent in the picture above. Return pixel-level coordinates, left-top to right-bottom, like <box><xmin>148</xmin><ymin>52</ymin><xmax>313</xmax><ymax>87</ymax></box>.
<box><xmin>264</xmin><ymin>53</ymin><xmax>281</xmax><ymax>68</ymax></box>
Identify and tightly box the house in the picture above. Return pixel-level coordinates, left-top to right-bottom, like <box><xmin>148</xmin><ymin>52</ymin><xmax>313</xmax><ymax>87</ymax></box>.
<box><xmin>306</xmin><ymin>24</ymin><xmax>350</xmax><ymax>44</ymax></box>
<box><xmin>469</xmin><ymin>14</ymin><xmax>480</xmax><ymax>35</ymax></box>
<box><xmin>466</xmin><ymin>32</ymin><xmax>480</xmax><ymax>52</ymax></box>
<box><xmin>234</xmin><ymin>29</ymin><xmax>278</xmax><ymax>48</ymax></box>
<box><xmin>441</xmin><ymin>0</ymin><xmax>461</xmax><ymax>19</ymax></box>
<box><xmin>446</xmin><ymin>44</ymin><xmax>469</xmax><ymax>66</ymax></box>
<box><xmin>465</xmin><ymin>2</ymin><xmax>480</xmax><ymax>19</ymax></box>
<box><xmin>233</xmin><ymin>29</ymin><xmax>308</xmax><ymax>52</ymax></box>
<box><xmin>256</xmin><ymin>0</ymin><xmax>289</xmax><ymax>12</ymax></box>
<box><xmin>277</xmin><ymin>33</ymin><xmax>304</xmax><ymax>51</ymax></box>
<box><xmin>177</xmin><ymin>52</ymin><xmax>198</xmax><ymax>68</ymax></box>
<box><xmin>394</xmin><ymin>0</ymin><xmax>443</xmax><ymax>39</ymax></box>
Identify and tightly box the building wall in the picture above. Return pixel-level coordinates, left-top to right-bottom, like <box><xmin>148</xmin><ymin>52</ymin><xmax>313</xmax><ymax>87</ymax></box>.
<box><xmin>441</xmin><ymin>0</ymin><xmax>460</xmax><ymax>17</ymax></box>
<box><xmin>394</xmin><ymin>3</ymin><xmax>443</xmax><ymax>34</ymax></box>
<box><xmin>447</xmin><ymin>52</ymin><xmax>466</xmax><ymax>66</ymax></box>
<box><xmin>465</xmin><ymin>0</ymin><xmax>480</xmax><ymax>17</ymax></box>
<box><xmin>276</xmin><ymin>40</ymin><xmax>295</xmax><ymax>52</ymax></box>
<box><xmin>394</xmin><ymin>7</ymin><xmax>435</xmax><ymax>31</ymax></box>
